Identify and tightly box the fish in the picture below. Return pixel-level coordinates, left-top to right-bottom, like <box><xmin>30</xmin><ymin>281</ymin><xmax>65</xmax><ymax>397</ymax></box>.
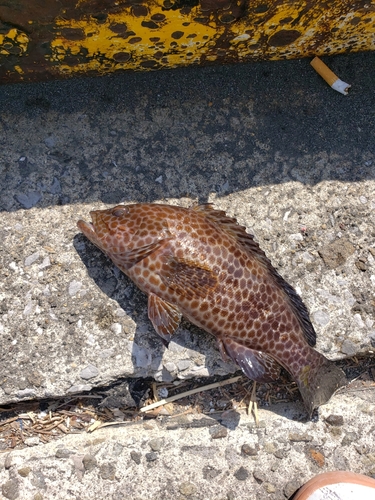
<box><xmin>77</xmin><ymin>203</ymin><xmax>346</xmax><ymax>415</ymax></box>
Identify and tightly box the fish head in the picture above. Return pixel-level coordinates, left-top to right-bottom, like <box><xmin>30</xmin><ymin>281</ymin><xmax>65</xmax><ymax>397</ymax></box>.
<box><xmin>77</xmin><ymin>204</ymin><xmax>171</xmax><ymax>256</ymax></box>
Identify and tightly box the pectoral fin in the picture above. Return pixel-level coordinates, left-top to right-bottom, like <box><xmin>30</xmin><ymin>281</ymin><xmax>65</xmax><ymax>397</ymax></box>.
<box><xmin>220</xmin><ymin>338</ymin><xmax>281</xmax><ymax>383</ymax></box>
<box><xmin>160</xmin><ymin>256</ymin><xmax>217</xmax><ymax>299</ymax></box>
<box><xmin>115</xmin><ymin>240</ymin><xmax>170</xmax><ymax>270</ymax></box>
<box><xmin>148</xmin><ymin>293</ymin><xmax>182</xmax><ymax>347</ymax></box>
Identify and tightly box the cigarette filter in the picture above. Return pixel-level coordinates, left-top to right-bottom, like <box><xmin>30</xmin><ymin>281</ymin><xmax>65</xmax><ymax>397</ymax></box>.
<box><xmin>310</xmin><ymin>57</ymin><xmax>351</xmax><ymax>95</ymax></box>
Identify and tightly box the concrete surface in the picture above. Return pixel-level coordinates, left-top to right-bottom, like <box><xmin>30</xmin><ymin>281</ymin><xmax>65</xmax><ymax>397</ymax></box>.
<box><xmin>1</xmin><ymin>391</ymin><xmax>375</xmax><ymax>500</ymax></box>
<box><xmin>0</xmin><ymin>52</ymin><xmax>375</xmax><ymax>498</ymax></box>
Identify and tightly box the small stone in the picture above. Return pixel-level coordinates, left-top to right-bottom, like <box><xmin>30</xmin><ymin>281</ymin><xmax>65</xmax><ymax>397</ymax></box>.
<box><xmin>241</xmin><ymin>444</ymin><xmax>258</xmax><ymax>457</ymax></box>
<box><xmin>80</xmin><ymin>364</ymin><xmax>99</xmax><ymax>380</ymax></box>
<box><xmin>318</xmin><ymin>239</ymin><xmax>355</xmax><ymax>268</ymax></box>
<box><xmin>17</xmin><ymin>467</ymin><xmax>31</xmax><ymax>477</ymax></box>
<box><xmin>341</xmin><ymin>340</ymin><xmax>357</xmax><ymax>356</ymax></box>
<box><xmin>157</xmin><ymin>387</ymin><xmax>168</xmax><ymax>399</ymax></box>
<box><xmin>4</xmin><ymin>454</ymin><xmax>12</xmax><ymax>469</ymax></box>
<box><xmin>82</xmin><ymin>454</ymin><xmax>97</xmax><ymax>471</ymax></box>
<box><xmin>274</xmin><ymin>449</ymin><xmax>286</xmax><ymax>459</ymax></box>
<box><xmin>99</xmin><ymin>462</ymin><xmax>116</xmax><ymax>480</ymax></box>
<box><xmin>341</xmin><ymin>432</ymin><xmax>358</xmax><ymax>446</ymax></box>
<box><xmin>145</xmin><ymin>452</ymin><xmax>158</xmax><ymax>462</ymax></box>
<box><xmin>31</xmin><ymin>470</ymin><xmax>47</xmax><ymax>490</ymax></box>
<box><xmin>176</xmin><ymin>359</ymin><xmax>190</xmax><ymax>371</ymax></box>
<box><xmin>2</xmin><ymin>479</ymin><xmax>19</xmax><ymax>500</ymax></box>
<box><xmin>308</xmin><ymin>448</ymin><xmax>325</xmax><ymax>468</ymax></box>
<box><xmin>289</xmin><ymin>433</ymin><xmax>313</xmax><ymax>442</ymax></box>
<box><xmin>202</xmin><ymin>465</ymin><xmax>221</xmax><ymax>480</ymax></box>
<box><xmin>44</xmin><ymin>135</ymin><xmax>56</xmax><ymax>148</ymax></box>
<box><xmin>209</xmin><ymin>425</ymin><xmax>228</xmax><ymax>439</ymax></box>
<box><xmin>67</xmin><ymin>384</ymin><xmax>92</xmax><ymax>393</ymax></box>
<box><xmin>110</xmin><ymin>323</ymin><xmax>122</xmax><ymax>334</ymax></box>
<box><xmin>355</xmin><ymin>260</ymin><xmax>367</xmax><ymax>271</ymax></box>
<box><xmin>234</xmin><ymin>466</ymin><xmax>249</xmax><ymax>481</ymax></box>
<box><xmin>68</xmin><ymin>280</ymin><xmax>82</xmax><ymax>296</ymax></box>
<box><xmin>33</xmin><ymin>493</ymin><xmax>43</xmax><ymax>500</ymax></box>
<box><xmin>25</xmin><ymin>252</ymin><xmax>40</xmax><ymax>266</ymax></box>
<box><xmin>130</xmin><ymin>451</ymin><xmax>141</xmax><ymax>465</ymax></box>
<box><xmin>179</xmin><ymin>481</ymin><xmax>197</xmax><ymax>496</ymax></box>
<box><xmin>112</xmin><ymin>442</ymin><xmax>124</xmax><ymax>456</ymax></box>
<box><xmin>325</xmin><ymin>414</ymin><xmax>344</xmax><ymax>426</ymax></box>
<box><xmin>284</xmin><ymin>480</ymin><xmax>301</xmax><ymax>498</ymax></box>
<box><xmin>264</xmin><ymin>482</ymin><xmax>276</xmax><ymax>493</ymax></box>
<box><xmin>253</xmin><ymin>469</ymin><xmax>267</xmax><ymax>483</ymax></box>
<box><xmin>27</xmin><ymin>370</ymin><xmax>44</xmax><ymax>387</ymax></box>
<box><xmin>263</xmin><ymin>442</ymin><xmax>277</xmax><ymax>454</ymax></box>
<box><xmin>24</xmin><ymin>437</ymin><xmax>40</xmax><ymax>446</ymax></box>
<box><xmin>312</xmin><ymin>310</ymin><xmax>330</xmax><ymax>327</ymax></box>
<box><xmin>55</xmin><ymin>448</ymin><xmax>74</xmax><ymax>459</ymax></box>
<box><xmin>149</xmin><ymin>438</ymin><xmax>164</xmax><ymax>452</ymax></box>
<box><xmin>49</xmin><ymin>177</ymin><xmax>61</xmax><ymax>194</ymax></box>
<box><xmin>15</xmin><ymin>191</ymin><xmax>42</xmax><ymax>209</ymax></box>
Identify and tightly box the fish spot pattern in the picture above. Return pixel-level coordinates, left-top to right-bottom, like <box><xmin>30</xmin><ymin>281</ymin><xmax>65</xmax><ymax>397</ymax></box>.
<box><xmin>78</xmin><ymin>203</ymin><xmax>344</xmax><ymax>415</ymax></box>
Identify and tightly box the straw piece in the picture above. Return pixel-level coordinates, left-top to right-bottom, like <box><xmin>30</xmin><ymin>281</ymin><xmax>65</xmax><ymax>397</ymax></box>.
<box><xmin>140</xmin><ymin>375</ymin><xmax>243</xmax><ymax>413</ymax></box>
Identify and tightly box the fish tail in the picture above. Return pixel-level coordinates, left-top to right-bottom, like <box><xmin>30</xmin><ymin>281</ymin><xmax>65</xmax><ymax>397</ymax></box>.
<box><xmin>296</xmin><ymin>354</ymin><xmax>346</xmax><ymax>417</ymax></box>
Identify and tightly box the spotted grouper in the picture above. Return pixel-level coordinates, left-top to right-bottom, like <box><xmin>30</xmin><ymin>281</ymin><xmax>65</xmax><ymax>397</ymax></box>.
<box><xmin>77</xmin><ymin>203</ymin><xmax>346</xmax><ymax>415</ymax></box>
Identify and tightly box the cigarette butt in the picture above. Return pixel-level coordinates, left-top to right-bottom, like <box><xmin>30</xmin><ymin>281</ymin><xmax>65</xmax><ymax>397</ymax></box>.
<box><xmin>310</xmin><ymin>56</ymin><xmax>351</xmax><ymax>95</ymax></box>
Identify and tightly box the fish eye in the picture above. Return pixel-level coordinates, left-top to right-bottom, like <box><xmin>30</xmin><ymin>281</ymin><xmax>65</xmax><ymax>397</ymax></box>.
<box><xmin>112</xmin><ymin>207</ymin><xmax>128</xmax><ymax>217</ymax></box>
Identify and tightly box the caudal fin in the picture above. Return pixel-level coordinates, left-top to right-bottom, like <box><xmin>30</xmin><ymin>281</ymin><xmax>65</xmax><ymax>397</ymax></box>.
<box><xmin>297</xmin><ymin>357</ymin><xmax>346</xmax><ymax>416</ymax></box>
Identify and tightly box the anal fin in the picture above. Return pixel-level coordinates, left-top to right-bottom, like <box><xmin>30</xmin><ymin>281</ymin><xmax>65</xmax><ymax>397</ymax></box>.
<box><xmin>148</xmin><ymin>293</ymin><xmax>182</xmax><ymax>347</ymax></box>
<box><xmin>220</xmin><ymin>338</ymin><xmax>281</xmax><ymax>383</ymax></box>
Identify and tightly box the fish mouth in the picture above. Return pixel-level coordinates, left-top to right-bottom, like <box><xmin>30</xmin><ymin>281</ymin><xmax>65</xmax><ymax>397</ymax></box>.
<box><xmin>77</xmin><ymin>211</ymin><xmax>99</xmax><ymax>241</ymax></box>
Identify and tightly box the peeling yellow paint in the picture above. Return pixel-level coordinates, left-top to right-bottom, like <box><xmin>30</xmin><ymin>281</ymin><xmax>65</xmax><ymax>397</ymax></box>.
<box><xmin>1</xmin><ymin>0</ymin><xmax>375</xmax><ymax>83</ymax></box>
<box><xmin>0</xmin><ymin>29</ymin><xmax>29</xmax><ymax>55</ymax></box>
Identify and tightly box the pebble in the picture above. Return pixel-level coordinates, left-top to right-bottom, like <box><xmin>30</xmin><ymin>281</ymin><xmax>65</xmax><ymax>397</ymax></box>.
<box><xmin>202</xmin><ymin>465</ymin><xmax>221</xmax><ymax>480</ymax></box>
<box><xmin>149</xmin><ymin>438</ymin><xmax>164</xmax><ymax>452</ymax></box>
<box><xmin>312</xmin><ymin>310</ymin><xmax>330</xmax><ymax>327</ymax></box>
<box><xmin>99</xmin><ymin>462</ymin><xmax>116</xmax><ymax>480</ymax></box>
<box><xmin>130</xmin><ymin>451</ymin><xmax>141</xmax><ymax>465</ymax></box>
<box><xmin>15</xmin><ymin>191</ymin><xmax>42</xmax><ymax>209</ymax></box>
<box><xmin>17</xmin><ymin>467</ymin><xmax>31</xmax><ymax>477</ymax></box>
<box><xmin>264</xmin><ymin>482</ymin><xmax>276</xmax><ymax>493</ymax></box>
<box><xmin>79</xmin><ymin>365</ymin><xmax>99</xmax><ymax>380</ymax></box>
<box><xmin>341</xmin><ymin>339</ymin><xmax>357</xmax><ymax>356</ymax></box>
<box><xmin>31</xmin><ymin>470</ymin><xmax>47</xmax><ymax>490</ymax></box>
<box><xmin>308</xmin><ymin>448</ymin><xmax>325</xmax><ymax>468</ymax></box>
<box><xmin>44</xmin><ymin>135</ymin><xmax>57</xmax><ymax>148</ymax></box>
<box><xmin>1</xmin><ymin>479</ymin><xmax>19</xmax><ymax>500</ymax></box>
<box><xmin>176</xmin><ymin>359</ymin><xmax>191</xmax><ymax>371</ymax></box>
<box><xmin>253</xmin><ymin>468</ymin><xmax>267</xmax><ymax>483</ymax></box>
<box><xmin>67</xmin><ymin>384</ymin><xmax>92</xmax><ymax>393</ymax></box>
<box><xmin>49</xmin><ymin>177</ymin><xmax>61</xmax><ymax>194</ymax></box>
<box><xmin>341</xmin><ymin>431</ymin><xmax>358</xmax><ymax>446</ymax></box>
<box><xmin>325</xmin><ymin>414</ymin><xmax>344</xmax><ymax>426</ymax></box>
<box><xmin>24</xmin><ymin>252</ymin><xmax>40</xmax><ymax>267</ymax></box>
<box><xmin>110</xmin><ymin>323</ymin><xmax>122</xmax><ymax>334</ymax></box>
<box><xmin>179</xmin><ymin>481</ymin><xmax>197</xmax><ymax>496</ymax></box>
<box><xmin>284</xmin><ymin>480</ymin><xmax>302</xmax><ymax>498</ymax></box>
<box><xmin>289</xmin><ymin>433</ymin><xmax>313</xmax><ymax>442</ymax></box>
<box><xmin>355</xmin><ymin>260</ymin><xmax>367</xmax><ymax>271</ymax></box>
<box><xmin>209</xmin><ymin>425</ymin><xmax>228</xmax><ymax>439</ymax></box>
<box><xmin>82</xmin><ymin>455</ymin><xmax>97</xmax><ymax>471</ymax></box>
<box><xmin>68</xmin><ymin>280</ymin><xmax>82</xmax><ymax>296</ymax></box>
<box><xmin>241</xmin><ymin>444</ymin><xmax>258</xmax><ymax>456</ymax></box>
<box><xmin>24</xmin><ymin>437</ymin><xmax>40</xmax><ymax>447</ymax></box>
<box><xmin>145</xmin><ymin>452</ymin><xmax>158</xmax><ymax>462</ymax></box>
<box><xmin>55</xmin><ymin>448</ymin><xmax>74</xmax><ymax>459</ymax></box>
<box><xmin>234</xmin><ymin>466</ymin><xmax>249</xmax><ymax>481</ymax></box>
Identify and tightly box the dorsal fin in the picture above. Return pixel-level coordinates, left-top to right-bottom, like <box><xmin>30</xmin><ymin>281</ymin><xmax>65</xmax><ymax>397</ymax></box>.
<box><xmin>192</xmin><ymin>204</ymin><xmax>316</xmax><ymax>347</ymax></box>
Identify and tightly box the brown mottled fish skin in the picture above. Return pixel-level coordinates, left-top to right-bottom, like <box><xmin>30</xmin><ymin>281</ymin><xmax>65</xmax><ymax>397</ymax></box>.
<box><xmin>77</xmin><ymin>203</ymin><xmax>346</xmax><ymax>416</ymax></box>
